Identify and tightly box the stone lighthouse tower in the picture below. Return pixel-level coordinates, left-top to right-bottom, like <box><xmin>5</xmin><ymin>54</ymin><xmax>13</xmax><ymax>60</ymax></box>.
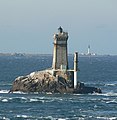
<box><xmin>52</xmin><ymin>27</ymin><xmax>68</xmax><ymax>70</ymax></box>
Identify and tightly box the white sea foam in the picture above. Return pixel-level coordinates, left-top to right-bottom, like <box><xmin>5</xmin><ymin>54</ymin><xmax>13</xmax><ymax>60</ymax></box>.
<box><xmin>58</xmin><ymin>118</ymin><xmax>66</xmax><ymax>120</ymax></box>
<box><xmin>102</xmin><ymin>98</ymin><xmax>110</xmax><ymax>100</ymax></box>
<box><xmin>1</xmin><ymin>83</ymin><xmax>12</xmax><ymax>86</ymax></box>
<box><xmin>30</xmin><ymin>71</ymin><xmax>36</xmax><ymax>77</ymax></box>
<box><xmin>97</xmin><ymin>117</ymin><xmax>117</xmax><ymax>120</ymax></box>
<box><xmin>92</xmin><ymin>92</ymin><xmax>117</xmax><ymax>97</ymax></box>
<box><xmin>21</xmin><ymin>97</ymin><xmax>47</xmax><ymax>103</ymax></box>
<box><xmin>0</xmin><ymin>90</ymin><xmax>27</xmax><ymax>94</ymax></box>
<box><xmin>94</xmin><ymin>105</ymin><xmax>98</xmax><ymax>108</ymax></box>
<box><xmin>46</xmin><ymin>92</ymin><xmax>52</xmax><ymax>94</ymax></box>
<box><xmin>29</xmin><ymin>98</ymin><xmax>39</xmax><ymax>102</ymax></box>
<box><xmin>105</xmin><ymin>84</ymin><xmax>116</xmax><ymax>86</ymax></box>
<box><xmin>12</xmin><ymin>91</ymin><xmax>27</xmax><ymax>94</ymax></box>
<box><xmin>2</xmin><ymin>99</ymin><xmax>8</xmax><ymax>102</ymax></box>
<box><xmin>0</xmin><ymin>90</ymin><xmax>9</xmax><ymax>93</ymax></box>
<box><xmin>16</xmin><ymin>115</ymin><xmax>31</xmax><ymax>118</ymax></box>
<box><xmin>39</xmin><ymin>116</ymin><xmax>69</xmax><ymax>120</ymax></box>
<box><xmin>106</xmin><ymin>92</ymin><xmax>117</xmax><ymax>96</ymax></box>
<box><xmin>106</xmin><ymin>99</ymin><xmax>117</xmax><ymax>104</ymax></box>
<box><xmin>0</xmin><ymin>116</ymin><xmax>10</xmax><ymax>120</ymax></box>
<box><xmin>9</xmin><ymin>98</ymin><xmax>13</xmax><ymax>100</ymax></box>
<box><xmin>73</xmin><ymin>93</ymin><xmax>81</xmax><ymax>96</ymax></box>
<box><xmin>21</xmin><ymin>97</ymin><xmax>27</xmax><ymax>100</ymax></box>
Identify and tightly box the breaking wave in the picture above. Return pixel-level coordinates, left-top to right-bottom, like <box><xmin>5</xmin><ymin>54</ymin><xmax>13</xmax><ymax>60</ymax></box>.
<box><xmin>0</xmin><ymin>90</ymin><xmax>9</xmax><ymax>93</ymax></box>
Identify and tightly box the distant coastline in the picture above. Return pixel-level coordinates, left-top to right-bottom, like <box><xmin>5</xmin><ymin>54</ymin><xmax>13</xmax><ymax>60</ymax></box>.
<box><xmin>0</xmin><ymin>53</ymin><xmax>114</xmax><ymax>57</ymax></box>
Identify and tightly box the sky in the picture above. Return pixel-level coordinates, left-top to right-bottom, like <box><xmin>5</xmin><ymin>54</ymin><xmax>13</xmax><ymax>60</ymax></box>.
<box><xmin>0</xmin><ymin>0</ymin><xmax>117</xmax><ymax>55</ymax></box>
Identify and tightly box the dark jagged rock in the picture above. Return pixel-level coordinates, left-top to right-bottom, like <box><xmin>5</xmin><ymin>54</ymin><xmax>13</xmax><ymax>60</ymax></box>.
<box><xmin>10</xmin><ymin>70</ymin><xmax>102</xmax><ymax>94</ymax></box>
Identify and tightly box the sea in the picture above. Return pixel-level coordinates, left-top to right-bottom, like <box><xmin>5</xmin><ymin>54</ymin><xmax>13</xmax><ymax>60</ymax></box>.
<box><xmin>0</xmin><ymin>55</ymin><xmax>117</xmax><ymax>120</ymax></box>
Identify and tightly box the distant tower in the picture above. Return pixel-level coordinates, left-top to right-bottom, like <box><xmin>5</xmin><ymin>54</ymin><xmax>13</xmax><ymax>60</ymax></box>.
<box><xmin>52</xmin><ymin>27</ymin><xmax>68</xmax><ymax>70</ymax></box>
<box><xmin>87</xmin><ymin>45</ymin><xmax>90</xmax><ymax>55</ymax></box>
<box><xmin>74</xmin><ymin>52</ymin><xmax>78</xmax><ymax>89</ymax></box>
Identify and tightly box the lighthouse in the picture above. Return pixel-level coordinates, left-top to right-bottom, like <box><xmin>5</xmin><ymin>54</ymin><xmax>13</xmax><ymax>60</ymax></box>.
<box><xmin>51</xmin><ymin>27</ymin><xmax>78</xmax><ymax>89</ymax></box>
<box><xmin>52</xmin><ymin>27</ymin><xmax>68</xmax><ymax>70</ymax></box>
<box><xmin>87</xmin><ymin>45</ymin><xmax>90</xmax><ymax>55</ymax></box>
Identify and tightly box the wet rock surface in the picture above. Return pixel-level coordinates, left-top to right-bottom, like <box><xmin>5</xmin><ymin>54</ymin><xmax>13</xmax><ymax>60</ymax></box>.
<box><xmin>10</xmin><ymin>70</ymin><xmax>102</xmax><ymax>94</ymax></box>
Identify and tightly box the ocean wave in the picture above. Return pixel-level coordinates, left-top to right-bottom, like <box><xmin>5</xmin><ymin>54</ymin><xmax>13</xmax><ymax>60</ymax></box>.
<box><xmin>29</xmin><ymin>98</ymin><xmax>45</xmax><ymax>103</ymax></box>
<box><xmin>96</xmin><ymin>117</ymin><xmax>117</xmax><ymax>120</ymax></box>
<box><xmin>16</xmin><ymin>115</ymin><xmax>33</xmax><ymax>119</ymax></box>
<box><xmin>106</xmin><ymin>100</ymin><xmax>117</xmax><ymax>104</ymax></box>
<box><xmin>105</xmin><ymin>83</ymin><xmax>117</xmax><ymax>86</ymax></box>
<box><xmin>16</xmin><ymin>115</ymin><xmax>117</xmax><ymax>120</ymax></box>
<box><xmin>91</xmin><ymin>92</ymin><xmax>117</xmax><ymax>97</ymax></box>
<box><xmin>11</xmin><ymin>91</ymin><xmax>27</xmax><ymax>94</ymax></box>
<box><xmin>0</xmin><ymin>96</ymin><xmax>64</xmax><ymax>104</ymax></box>
<box><xmin>0</xmin><ymin>116</ymin><xmax>10</xmax><ymax>120</ymax></box>
<box><xmin>0</xmin><ymin>83</ymin><xmax>12</xmax><ymax>86</ymax></box>
<box><xmin>0</xmin><ymin>90</ymin><xmax>29</xmax><ymax>94</ymax></box>
<box><xmin>0</xmin><ymin>90</ymin><xmax>9</xmax><ymax>93</ymax></box>
<box><xmin>73</xmin><ymin>93</ymin><xmax>81</xmax><ymax>96</ymax></box>
<box><xmin>104</xmin><ymin>92</ymin><xmax>117</xmax><ymax>96</ymax></box>
<box><xmin>1</xmin><ymin>99</ymin><xmax>8</xmax><ymax>102</ymax></box>
<box><xmin>15</xmin><ymin>115</ymin><xmax>69</xmax><ymax>120</ymax></box>
<box><xmin>13</xmin><ymin>97</ymin><xmax>45</xmax><ymax>103</ymax></box>
<box><xmin>27</xmin><ymin>97</ymin><xmax>64</xmax><ymax>103</ymax></box>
